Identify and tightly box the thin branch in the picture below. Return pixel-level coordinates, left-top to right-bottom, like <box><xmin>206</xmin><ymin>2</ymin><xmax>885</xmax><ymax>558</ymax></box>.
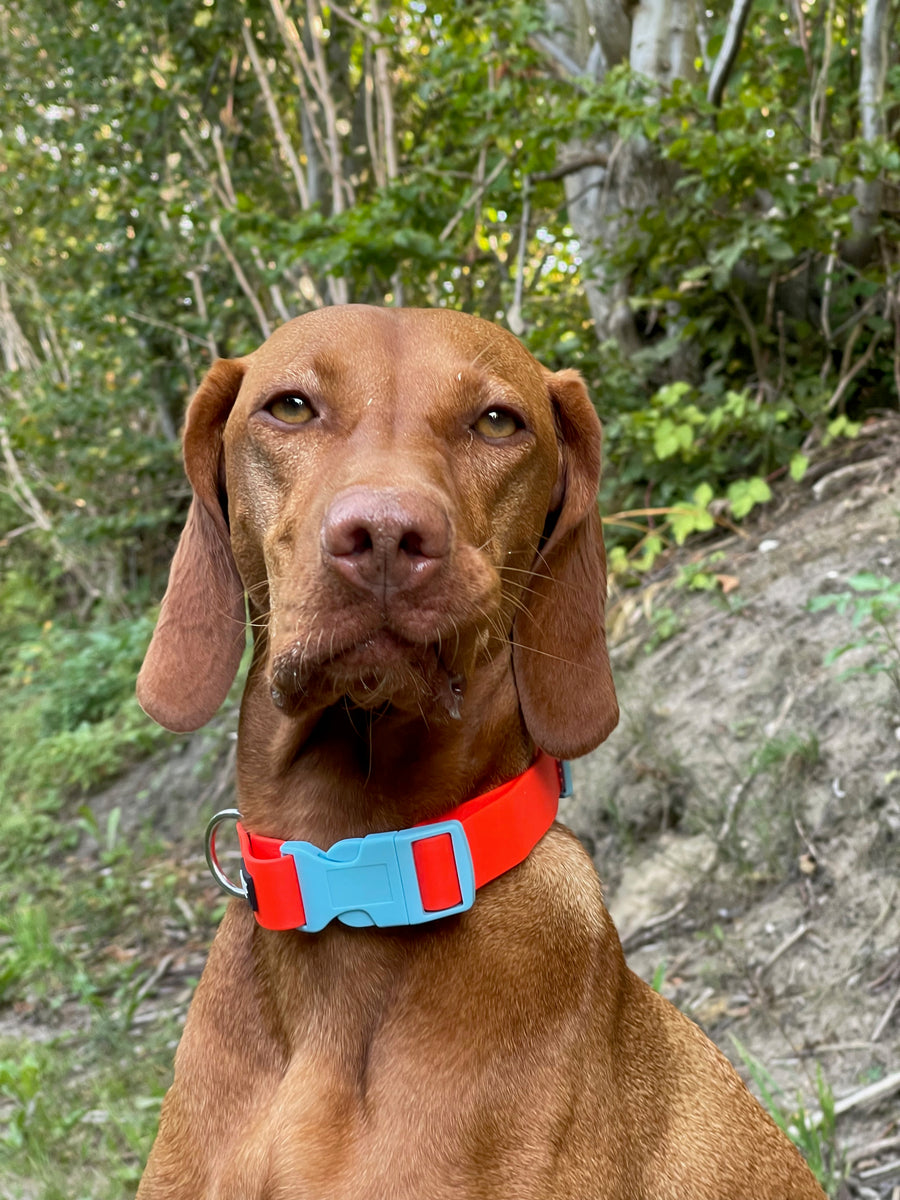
<box><xmin>267</xmin><ymin>0</ymin><xmax>332</xmax><ymax>208</ymax></box>
<box><xmin>530</xmin><ymin>31</ymin><xmax>587</xmax><ymax>80</ymax></box>
<box><xmin>439</xmin><ymin>154</ymin><xmax>510</xmax><ymax>242</ymax></box>
<box><xmin>328</xmin><ymin>0</ymin><xmax>378</xmax><ymax>38</ymax></box>
<box><xmin>727</xmin><ymin>288</ymin><xmax>769</xmax><ymax>397</ymax></box>
<box><xmin>363</xmin><ymin>44</ymin><xmax>383</xmax><ymax>189</ymax></box>
<box><xmin>370</xmin><ymin>0</ymin><xmax>398</xmax><ymax>182</ymax></box>
<box><xmin>211</xmin><ymin>219</ymin><xmax>272</xmax><ymax>339</ymax></box>
<box><xmin>125</xmin><ymin>308</ymin><xmax>221</xmax><ymax>351</ymax></box>
<box><xmin>179</xmin><ymin>123</ymin><xmax>233</xmax><ymax>211</ymax></box>
<box><xmin>306</xmin><ymin>0</ymin><xmax>351</xmax><ymax>216</ymax></box>
<box><xmin>809</xmin><ymin>0</ymin><xmax>836</xmax><ymax>157</ymax></box>
<box><xmin>305</xmin><ymin>0</ymin><xmax>351</xmax><ymax>305</ymax></box>
<box><xmin>531</xmin><ymin>152</ymin><xmax>610</xmax><ymax>183</ymax></box>
<box><xmin>507</xmin><ymin>177</ymin><xmax>532</xmax><ymax>336</ymax></box>
<box><xmin>826</xmin><ymin>329</ymin><xmax>882</xmax><ymax>412</ymax></box>
<box><xmin>707</xmin><ymin>0</ymin><xmax>754</xmax><ymax>106</ymax></box>
<box><xmin>0</xmin><ymin>277</ymin><xmax>40</xmax><ymax>372</ymax></box>
<box><xmin>820</xmin><ymin>229</ymin><xmax>839</xmax><ymax>347</ymax></box>
<box><xmin>211</xmin><ymin>124</ymin><xmax>238</xmax><ymax>209</ymax></box>
<box><xmin>241</xmin><ymin>20</ymin><xmax>310</xmax><ymax>210</ymax></box>
<box><xmin>249</xmin><ymin>245</ymin><xmax>292</xmax><ymax>325</ymax></box>
<box><xmin>789</xmin><ymin>0</ymin><xmax>813</xmax><ymax>78</ymax></box>
<box><xmin>185</xmin><ymin>271</ymin><xmax>219</xmax><ymax>361</ymax></box>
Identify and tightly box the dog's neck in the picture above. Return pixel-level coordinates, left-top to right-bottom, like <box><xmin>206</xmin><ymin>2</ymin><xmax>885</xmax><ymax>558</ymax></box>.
<box><xmin>234</xmin><ymin>649</ymin><xmax>533</xmax><ymax>847</ymax></box>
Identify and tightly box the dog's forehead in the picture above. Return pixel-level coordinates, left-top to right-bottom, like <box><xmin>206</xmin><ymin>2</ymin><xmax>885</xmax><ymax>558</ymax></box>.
<box><xmin>241</xmin><ymin>306</ymin><xmax>548</xmax><ymax>402</ymax></box>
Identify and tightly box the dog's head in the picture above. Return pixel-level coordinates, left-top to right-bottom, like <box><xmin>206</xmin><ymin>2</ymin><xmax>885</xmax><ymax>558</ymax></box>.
<box><xmin>137</xmin><ymin>306</ymin><xmax>617</xmax><ymax>758</ymax></box>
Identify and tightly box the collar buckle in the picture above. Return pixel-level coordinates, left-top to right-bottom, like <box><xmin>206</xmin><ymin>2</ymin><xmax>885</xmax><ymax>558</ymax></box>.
<box><xmin>280</xmin><ymin>819</ymin><xmax>475</xmax><ymax>933</ymax></box>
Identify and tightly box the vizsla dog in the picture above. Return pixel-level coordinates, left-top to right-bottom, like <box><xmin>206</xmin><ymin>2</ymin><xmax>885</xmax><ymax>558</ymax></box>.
<box><xmin>137</xmin><ymin>306</ymin><xmax>824</xmax><ymax>1199</ymax></box>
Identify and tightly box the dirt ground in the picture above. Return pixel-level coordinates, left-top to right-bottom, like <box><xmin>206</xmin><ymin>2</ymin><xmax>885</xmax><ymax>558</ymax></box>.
<box><xmin>563</xmin><ymin>417</ymin><xmax>900</xmax><ymax>1196</ymax></box>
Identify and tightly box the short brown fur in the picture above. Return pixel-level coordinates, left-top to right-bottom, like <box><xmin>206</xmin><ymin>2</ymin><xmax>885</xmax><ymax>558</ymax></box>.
<box><xmin>137</xmin><ymin>306</ymin><xmax>824</xmax><ymax>1199</ymax></box>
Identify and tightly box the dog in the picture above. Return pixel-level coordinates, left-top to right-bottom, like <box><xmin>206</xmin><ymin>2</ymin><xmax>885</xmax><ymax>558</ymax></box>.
<box><xmin>136</xmin><ymin>305</ymin><xmax>825</xmax><ymax>1198</ymax></box>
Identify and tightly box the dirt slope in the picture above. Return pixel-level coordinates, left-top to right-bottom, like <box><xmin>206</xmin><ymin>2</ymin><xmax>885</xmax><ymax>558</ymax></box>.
<box><xmin>564</xmin><ymin>420</ymin><xmax>900</xmax><ymax>1194</ymax></box>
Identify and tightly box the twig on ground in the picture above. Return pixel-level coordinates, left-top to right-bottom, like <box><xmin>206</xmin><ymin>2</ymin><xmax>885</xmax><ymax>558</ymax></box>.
<box><xmin>871</xmin><ymin>979</ymin><xmax>900</xmax><ymax>1043</ymax></box>
<box><xmin>758</xmin><ymin>924</ymin><xmax>809</xmax><ymax>976</ymax></box>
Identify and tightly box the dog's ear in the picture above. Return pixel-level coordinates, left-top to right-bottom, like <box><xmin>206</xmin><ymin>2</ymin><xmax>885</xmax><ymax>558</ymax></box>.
<box><xmin>137</xmin><ymin>358</ymin><xmax>247</xmax><ymax>733</ymax></box>
<box><xmin>512</xmin><ymin>369</ymin><xmax>618</xmax><ymax>759</ymax></box>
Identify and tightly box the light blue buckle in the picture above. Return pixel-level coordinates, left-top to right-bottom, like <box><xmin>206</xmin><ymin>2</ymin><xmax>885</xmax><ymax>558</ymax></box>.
<box><xmin>279</xmin><ymin>820</ymin><xmax>475</xmax><ymax>933</ymax></box>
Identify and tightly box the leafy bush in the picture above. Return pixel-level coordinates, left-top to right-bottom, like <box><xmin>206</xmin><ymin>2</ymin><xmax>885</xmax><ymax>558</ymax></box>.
<box><xmin>0</xmin><ymin>615</ymin><xmax>170</xmax><ymax>804</ymax></box>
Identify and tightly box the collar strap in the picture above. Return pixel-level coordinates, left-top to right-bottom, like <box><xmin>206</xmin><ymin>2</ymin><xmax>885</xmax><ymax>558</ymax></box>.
<box><xmin>205</xmin><ymin>754</ymin><xmax>568</xmax><ymax>933</ymax></box>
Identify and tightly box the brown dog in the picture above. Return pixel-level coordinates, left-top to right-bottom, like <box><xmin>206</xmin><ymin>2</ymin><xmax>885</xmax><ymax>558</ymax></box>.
<box><xmin>136</xmin><ymin>306</ymin><xmax>824</xmax><ymax>1199</ymax></box>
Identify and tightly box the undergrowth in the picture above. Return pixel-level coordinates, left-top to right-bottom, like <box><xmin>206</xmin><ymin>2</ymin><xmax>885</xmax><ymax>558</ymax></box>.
<box><xmin>0</xmin><ymin>611</ymin><xmax>211</xmax><ymax>1197</ymax></box>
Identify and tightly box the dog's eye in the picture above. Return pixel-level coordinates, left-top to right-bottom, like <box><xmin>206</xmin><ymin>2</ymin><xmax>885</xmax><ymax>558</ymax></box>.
<box><xmin>473</xmin><ymin>408</ymin><xmax>522</xmax><ymax>439</ymax></box>
<box><xmin>266</xmin><ymin>394</ymin><xmax>316</xmax><ymax>425</ymax></box>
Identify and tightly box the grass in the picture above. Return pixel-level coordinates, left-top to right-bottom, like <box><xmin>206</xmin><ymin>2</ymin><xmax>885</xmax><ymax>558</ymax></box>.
<box><xmin>0</xmin><ymin>1023</ymin><xmax>179</xmax><ymax>1200</ymax></box>
<box><xmin>0</xmin><ymin>810</ymin><xmax>222</xmax><ymax>1199</ymax></box>
<box><xmin>0</xmin><ymin>609</ymin><xmax>246</xmax><ymax>1197</ymax></box>
<box><xmin>731</xmin><ymin>1038</ymin><xmax>847</xmax><ymax>1198</ymax></box>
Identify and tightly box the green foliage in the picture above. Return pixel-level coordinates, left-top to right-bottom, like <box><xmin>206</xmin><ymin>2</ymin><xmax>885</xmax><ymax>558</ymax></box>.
<box><xmin>0</xmin><ymin>780</ymin><xmax>209</xmax><ymax>1195</ymax></box>
<box><xmin>808</xmin><ymin>573</ymin><xmax>900</xmax><ymax>701</ymax></box>
<box><xmin>0</xmin><ymin>615</ymin><xmax>172</xmax><ymax>803</ymax></box>
<box><xmin>1</xmin><ymin>0</ymin><xmax>896</xmax><ymax>613</ymax></box>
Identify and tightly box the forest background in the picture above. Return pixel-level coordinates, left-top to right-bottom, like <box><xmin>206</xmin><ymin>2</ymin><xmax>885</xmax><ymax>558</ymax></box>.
<box><xmin>0</xmin><ymin>0</ymin><xmax>898</xmax><ymax>1195</ymax></box>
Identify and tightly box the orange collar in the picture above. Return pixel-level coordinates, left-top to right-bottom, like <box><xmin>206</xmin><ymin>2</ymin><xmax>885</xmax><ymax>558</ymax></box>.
<box><xmin>205</xmin><ymin>754</ymin><xmax>568</xmax><ymax>932</ymax></box>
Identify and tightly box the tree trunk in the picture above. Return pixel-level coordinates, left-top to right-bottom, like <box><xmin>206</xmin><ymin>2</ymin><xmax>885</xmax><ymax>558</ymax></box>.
<box><xmin>541</xmin><ymin>0</ymin><xmax>699</xmax><ymax>352</ymax></box>
<box><xmin>844</xmin><ymin>0</ymin><xmax>891</xmax><ymax>265</ymax></box>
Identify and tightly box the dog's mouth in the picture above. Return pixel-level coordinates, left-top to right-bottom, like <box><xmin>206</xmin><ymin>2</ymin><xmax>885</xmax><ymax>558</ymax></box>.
<box><xmin>269</xmin><ymin>626</ymin><xmax>475</xmax><ymax>721</ymax></box>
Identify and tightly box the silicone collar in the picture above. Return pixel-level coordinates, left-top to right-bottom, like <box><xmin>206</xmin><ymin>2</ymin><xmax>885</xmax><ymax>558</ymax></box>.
<box><xmin>205</xmin><ymin>753</ymin><xmax>569</xmax><ymax>933</ymax></box>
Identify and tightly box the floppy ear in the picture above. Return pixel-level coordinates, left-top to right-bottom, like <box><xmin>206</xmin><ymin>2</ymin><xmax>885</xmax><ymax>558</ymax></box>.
<box><xmin>512</xmin><ymin>369</ymin><xmax>619</xmax><ymax>759</ymax></box>
<box><xmin>137</xmin><ymin>358</ymin><xmax>247</xmax><ymax>733</ymax></box>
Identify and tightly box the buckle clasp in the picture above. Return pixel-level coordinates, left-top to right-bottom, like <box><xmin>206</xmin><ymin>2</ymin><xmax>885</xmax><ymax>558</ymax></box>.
<box><xmin>280</xmin><ymin>820</ymin><xmax>475</xmax><ymax>933</ymax></box>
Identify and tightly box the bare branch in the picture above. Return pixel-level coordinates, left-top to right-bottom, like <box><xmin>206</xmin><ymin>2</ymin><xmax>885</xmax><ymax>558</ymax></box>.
<box><xmin>370</xmin><ymin>0</ymin><xmax>398</xmax><ymax>182</ymax></box>
<box><xmin>507</xmin><ymin>177</ymin><xmax>532</xmax><ymax>336</ymax></box>
<box><xmin>809</xmin><ymin>0</ymin><xmax>836</xmax><ymax>157</ymax></box>
<box><xmin>531</xmin><ymin>152</ymin><xmax>610</xmax><ymax>183</ymax></box>
<box><xmin>727</xmin><ymin>288</ymin><xmax>770</xmax><ymax>397</ymax></box>
<box><xmin>211</xmin><ymin>124</ymin><xmax>238</xmax><ymax>209</ymax></box>
<box><xmin>241</xmin><ymin>20</ymin><xmax>310</xmax><ymax>209</ymax></box>
<box><xmin>826</xmin><ymin>328</ymin><xmax>883</xmax><ymax>412</ymax></box>
<box><xmin>531</xmin><ymin>31</ymin><xmax>586</xmax><ymax>80</ymax></box>
<box><xmin>179</xmin><ymin>123</ymin><xmax>233</xmax><ymax>211</ymax></box>
<box><xmin>328</xmin><ymin>0</ymin><xmax>377</xmax><ymax>38</ymax></box>
<box><xmin>125</xmin><ymin>308</ymin><xmax>220</xmax><ymax>352</ymax></box>
<box><xmin>0</xmin><ymin>277</ymin><xmax>40</xmax><ymax>373</ymax></box>
<box><xmin>211</xmin><ymin>219</ymin><xmax>272</xmax><ymax>340</ymax></box>
<box><xmin>185</xmin><ymin>271</ymin><xmax>219</xmax><ymax>361</ymax></box>
<box><xmin>707</xmin><ymin>0</ymin><xmax>754</xmax><ymax>107</ymax></box>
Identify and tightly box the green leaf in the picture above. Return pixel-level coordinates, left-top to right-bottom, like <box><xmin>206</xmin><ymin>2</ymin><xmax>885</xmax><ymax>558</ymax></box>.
<box><xmin>654</xmin><ymin>418</ymin><xmax>695</xmax><ymax>460</ymax></box>
<box><xmin>789</xmin><ymin>454</ymin><xmax>809</xmax><ymax>482</ymax></box>
<box><xmin>727</xmin><ymin>476</ymin><xmax>772</xmax><ymax>519</ymax></box>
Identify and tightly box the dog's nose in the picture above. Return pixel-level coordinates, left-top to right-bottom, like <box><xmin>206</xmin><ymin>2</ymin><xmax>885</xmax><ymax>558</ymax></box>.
<box><xmin>322</xmin><ymin>488</ymin><xmax>451</xmax><ymax>595</ymax></box>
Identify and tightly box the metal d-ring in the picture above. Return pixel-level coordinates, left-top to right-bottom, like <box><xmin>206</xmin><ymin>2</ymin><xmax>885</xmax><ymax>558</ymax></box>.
<box><xmin>204</xmin><ymin>808</ymin><xmax>248</xmax><ymax>900</ymax></box>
